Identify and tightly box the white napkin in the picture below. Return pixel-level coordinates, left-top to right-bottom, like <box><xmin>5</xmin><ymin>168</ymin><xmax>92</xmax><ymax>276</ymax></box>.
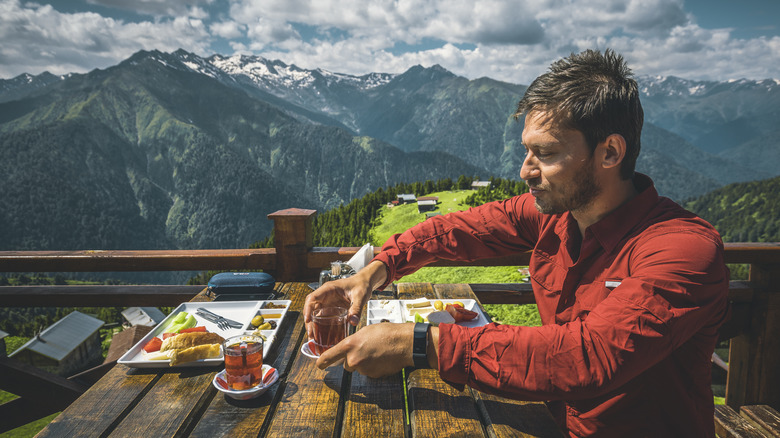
<box><xmin>347</xmin><ymin>243</ymin><xmax>374</xmax><ymax>272</ymax></box>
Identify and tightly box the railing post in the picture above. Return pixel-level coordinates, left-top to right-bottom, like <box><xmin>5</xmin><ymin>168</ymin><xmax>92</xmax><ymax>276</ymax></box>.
<box><xmin>726</xmin><ymin>262</ymin><xmax>780</xmax><ymax>410</ymax></box>
<box><xmin>267</xmin><ymin>208</ymin><xmax>318</xmax><ymax>282</ymax></box>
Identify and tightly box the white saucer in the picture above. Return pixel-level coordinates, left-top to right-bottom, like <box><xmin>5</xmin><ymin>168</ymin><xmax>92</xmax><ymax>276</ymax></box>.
<box><xmin>300</xmin><ymin>340</ymin><xmax>321</xmax><ymax>359</ymax></box>
<box><xmin>213</xmin><ymin>364</ymin><xmax>278</xmax><ymax>400</ymax></box>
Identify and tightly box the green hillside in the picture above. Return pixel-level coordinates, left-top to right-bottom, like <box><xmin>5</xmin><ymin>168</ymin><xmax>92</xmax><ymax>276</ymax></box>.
<box><xmin>370</xmin><ymin>189</ymin><xmax>529</xmax><ymax>285</ymax></box>
<box><xmin>685</xmin><ymin>175</ymin><xmax>780</xmax><ymax>243</ymax></box>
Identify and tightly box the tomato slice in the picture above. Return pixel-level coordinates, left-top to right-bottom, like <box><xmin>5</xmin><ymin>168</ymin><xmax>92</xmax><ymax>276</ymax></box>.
<box><xmin>143</xmin><ymin>337</ymin><xmax>163</xmax><ymax>353</ymax></box>
<box><xmin>179</xmin><ymin>326</ymin><xmax>207</xmax><ymax>333</ymax></box>
<box><xmin>445</xmin><ymin>304</ymin><xmax>479</xmax><ymax>322</ymax></box>
<box><xmin>162</xmin><ymin>332</ymin><xmax>176</xmax><ymax>340</ymax></box>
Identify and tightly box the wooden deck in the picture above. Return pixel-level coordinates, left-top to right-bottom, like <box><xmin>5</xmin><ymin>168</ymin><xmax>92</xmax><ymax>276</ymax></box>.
<box><xmin>1</xmin><ymin>208</ymin><xmax>779</xmax><ymax>435</ymax></box>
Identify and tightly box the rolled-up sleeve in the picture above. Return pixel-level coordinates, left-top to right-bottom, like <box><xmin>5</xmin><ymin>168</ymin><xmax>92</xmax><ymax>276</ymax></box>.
<box><xmin>373</xmin><ymin>194</ymin><xmax>541</xmax><ymax>289</ymax></box>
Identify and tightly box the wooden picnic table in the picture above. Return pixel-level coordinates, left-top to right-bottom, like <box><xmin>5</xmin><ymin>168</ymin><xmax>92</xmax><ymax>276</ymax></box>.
<box><xmin>35</xmin><ymin>282</ymin><xmax>563</xmax><ymax>437</ymax></box>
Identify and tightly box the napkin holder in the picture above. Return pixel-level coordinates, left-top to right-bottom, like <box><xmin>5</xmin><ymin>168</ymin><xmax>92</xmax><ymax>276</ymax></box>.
<box><xmin>207</xmin><ymin>272</ymin><xmax>276</xmax><ymax>301</ymax></box>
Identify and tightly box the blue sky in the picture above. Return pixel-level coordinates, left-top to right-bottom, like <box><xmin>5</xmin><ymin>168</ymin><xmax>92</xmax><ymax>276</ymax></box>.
<box><xmin>1</xmin><ymin>0</ymin><xmax>778</xmax><ymax>83</ymax></box>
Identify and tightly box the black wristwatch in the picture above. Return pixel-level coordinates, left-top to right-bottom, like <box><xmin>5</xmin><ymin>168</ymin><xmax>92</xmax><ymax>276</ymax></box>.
<box><xmin>413</xmin><ymin>322</ymin><xmax>431</xmax><ymax>369</ymax></box>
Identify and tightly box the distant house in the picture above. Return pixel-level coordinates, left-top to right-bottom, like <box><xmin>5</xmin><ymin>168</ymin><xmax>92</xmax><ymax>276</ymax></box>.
<box><xmin>471</xmin><ymin>181</ymin><xmax>491</xmax><ymax>189</ymax></box>
<box><xmin>397</xmin><ymin>194</ymin><xmax>416</xmax><ymax>204</ymax></box>
<box><xmin>9</xmin><ymin>311</ymin><xmax>104</xmax><ymax>376</ymax></box>
<box><xmin>417</xmin><ymin>199</ymin><xmax>437</xmax><ymax>213</ymax></box>
<box><xmin>121</xmin><ymin>307</ymin><xmax>166</xmax><ymax>327</ymax></box>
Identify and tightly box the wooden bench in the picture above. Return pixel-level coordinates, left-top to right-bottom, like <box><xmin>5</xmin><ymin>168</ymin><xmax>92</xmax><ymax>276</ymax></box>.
<box><xmin>715</xmin><ymin>404</ymin><xmax>780</xmax><ymax>437</ymax></box>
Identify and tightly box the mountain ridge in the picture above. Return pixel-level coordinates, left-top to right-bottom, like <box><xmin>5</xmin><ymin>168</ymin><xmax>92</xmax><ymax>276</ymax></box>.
<box><xmin>0</xmin><ymin>49</ymin><xmax>777</xmax><ymax>253</ymax></box>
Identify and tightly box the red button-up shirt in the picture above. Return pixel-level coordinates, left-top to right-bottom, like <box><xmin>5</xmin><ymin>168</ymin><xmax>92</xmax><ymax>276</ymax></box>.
<box><xmin>374</xmin><ymin>174</ymin><xmax>730</xmax><ymax>437</ymax></box>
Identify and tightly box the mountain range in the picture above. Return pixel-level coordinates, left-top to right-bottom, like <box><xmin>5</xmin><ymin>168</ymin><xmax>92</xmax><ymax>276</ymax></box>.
<box><xmin>1</xmin><ymin>49</ymin><xmax>778</xmax><ymax>252</ymax></box>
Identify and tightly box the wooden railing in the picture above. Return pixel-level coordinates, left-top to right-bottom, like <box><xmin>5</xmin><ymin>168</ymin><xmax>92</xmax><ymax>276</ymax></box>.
<box><xmin>1</xmin><ymin>208</ymin><xmax>779</xmax><ymax>431</ymax></box>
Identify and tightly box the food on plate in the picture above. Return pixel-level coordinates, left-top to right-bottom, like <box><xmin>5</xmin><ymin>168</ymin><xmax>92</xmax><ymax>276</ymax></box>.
<box><xmin>159</xmin><ymin>311</ymin><xmax>198</xmax><ymax>334</ymax></box>
<box><xmin>144</xmin><ymin>350</ymin><xmax>173</xmax><ymax>361</ymax></box>
<box><xmin>169</xmin><ymin>344</ymin><xmax>222</xmax><ymax>366</ymax></box>
<box><xmin>265</xmin><ymin>303</ymin><xmax>286</xmax><ymax>309</ymax></box>
<box><xmin>262</xmin><ymin>313</ymin><xmax>283</xmax><ymax>319</ymax></box>
<box><xmin>251</xmin><ymin>315</ymin><xmax>264</xmax><ymax>327</ymax></box>
<box><xmin>160</xmin><ymin>331</ymin><xmax>225</xmax><ymax>352</ymax></box>
<box><xmin>445</xmin><ymin>304</ymin><xmax>478</xmax><ymax>322</ymax></box>
<box><xmin>407</xmin><ymin>305</ymin><xmax>435</xmax><ymax>322</ymax></box>
<box><xmin>427</xmin><ymin>310</ymin><xmax>456</xmax><ymax>326</ymax></box>
<box><xmin>179</xmin><ymin>326</ymin><xmax>207</xmax><ymax>334</ymax></box>
<box><xmin>255</xmin><ymin>322</ymin><xmax>272</xmax><ymax>331</ymax></box>
<box><xmin>433</xmin><ymin>300</ymin><xmax>444</xmax><ymax>311</ymax></box>
<box><xmin>405</xmin><ymin>298</ymin><xmax>431</xmax><ymax>309</ymax></box>
<box><xmin>143</xmin><ymin>337</ymin><xmax>163</xmax><ymax>353</ymax></box>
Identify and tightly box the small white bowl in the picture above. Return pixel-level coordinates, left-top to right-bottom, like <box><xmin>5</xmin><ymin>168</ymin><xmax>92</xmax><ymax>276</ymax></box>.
<box><xmin>300</xmin><ymin>340</ymin><xmax>321</xmax><ymax>359</ymax></box>
<box><xmin>213</xmin><ymin>364</ymin><xmax>278</xmax><ymax>400</ymax></box>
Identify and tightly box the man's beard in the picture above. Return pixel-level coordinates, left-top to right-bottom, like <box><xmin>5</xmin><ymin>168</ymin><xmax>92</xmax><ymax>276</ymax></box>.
<box><xmin>529</xmin><ymin>166</ymin><xmax>601</xmax><ymax>215</ymax></box>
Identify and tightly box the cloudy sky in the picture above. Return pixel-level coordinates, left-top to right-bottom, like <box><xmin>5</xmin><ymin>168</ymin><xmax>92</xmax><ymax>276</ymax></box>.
<box><xmin>1</xmin><ymin>0</ymin><xmax>778</xmax><ymax>84</ymax></box>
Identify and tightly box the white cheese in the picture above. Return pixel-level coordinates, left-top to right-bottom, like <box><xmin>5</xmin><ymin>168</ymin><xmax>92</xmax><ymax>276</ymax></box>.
<box><xmin>427</xmin><ymin>310</ymin><xmax>455</xmax><ymax>326</ymax></box>
<box><xmin>405</xmin><ymin>298</ymin><xmax>431</xmax><ymax>309</ymax></box>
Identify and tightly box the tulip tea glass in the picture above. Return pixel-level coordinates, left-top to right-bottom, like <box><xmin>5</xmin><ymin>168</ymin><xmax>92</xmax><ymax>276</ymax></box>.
<box><xmin>223</xmin><ymin>334</ymin><xmax>264</xmax><ymax>390</ymax></box>
<box><xmin>310</xmin><ymin>307</ymin><xmax>348</xmax><ymax>356</ymax></box>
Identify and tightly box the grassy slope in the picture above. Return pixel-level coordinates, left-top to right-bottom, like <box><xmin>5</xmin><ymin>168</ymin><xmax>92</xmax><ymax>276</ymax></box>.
<box><xmin>368</xmin><ymin>190</ymin><xmax>540</xmax><ymax>326</ymax></box>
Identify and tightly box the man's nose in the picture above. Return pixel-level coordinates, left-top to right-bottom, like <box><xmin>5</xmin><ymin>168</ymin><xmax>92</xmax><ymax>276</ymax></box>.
<box><xmin>520</xmin><ymin>152</ymin><xmax>540</xmax><ymax>181</ymax></box>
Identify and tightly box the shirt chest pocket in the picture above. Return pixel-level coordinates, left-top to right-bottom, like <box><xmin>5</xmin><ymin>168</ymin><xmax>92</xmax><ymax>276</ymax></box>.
<box><xmin>572</xmin><ymin>277</ymin><xmax>623</xmax><ymax>318</ymax></box>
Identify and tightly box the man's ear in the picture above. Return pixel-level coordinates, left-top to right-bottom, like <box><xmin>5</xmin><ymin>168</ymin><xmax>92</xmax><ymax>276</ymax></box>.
<box><xmin>598</xmin><ymin>134</ymin><xmax>626</xmax><ymax>169</ymax></box>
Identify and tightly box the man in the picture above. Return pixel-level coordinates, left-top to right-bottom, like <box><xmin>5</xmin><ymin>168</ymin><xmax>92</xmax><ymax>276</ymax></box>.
<box><xmin>304</xmin><ymin>49</ymin><xmax>729</xmax><ymax>437</ymax></box>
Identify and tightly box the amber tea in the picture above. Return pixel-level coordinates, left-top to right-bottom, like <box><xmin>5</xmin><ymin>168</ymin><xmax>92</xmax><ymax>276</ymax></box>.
<box><xmin>223</xmin><ymin>335</ymin><xmax>264</xmax><ymax>390</ymax></box>
<box><xmin>311</xmin><ymin>307</ymin><xmax>348</xmax><ymax>355</ymax></box>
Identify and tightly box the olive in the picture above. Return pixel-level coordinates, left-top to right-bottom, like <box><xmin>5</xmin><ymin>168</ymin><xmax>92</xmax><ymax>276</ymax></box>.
<box><xmin>251</xmin><ymin>315</ymin><xmax>264</xmax><ymax>327</ymax></box>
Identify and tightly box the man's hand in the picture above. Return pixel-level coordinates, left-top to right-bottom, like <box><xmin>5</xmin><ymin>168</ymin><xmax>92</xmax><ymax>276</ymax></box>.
<box><xmin>315</xmin><ymin>322</ymin><xmax>414</xmax><ymax>378</ymax></box>
<box><xmin>304</xmin><ymin>260</ymin><xmax>388</xmax><ymax>340</ymax></box>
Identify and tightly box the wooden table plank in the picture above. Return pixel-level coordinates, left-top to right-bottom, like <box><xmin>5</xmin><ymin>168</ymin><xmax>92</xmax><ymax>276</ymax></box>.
<box><xmin>714</xmin><ymin>405</ymin><xmax>768</xmax><ymax>438</ymax></box>
<box><xmin>110</xmin><ymin>369</ymin><xmax>218</xmax><ymax>436</ymax></box>
<box><xmin>399</xmin><ymin>283</ymin><xmax>487</xmax><ymax>437</ymax></box>
<box><xmin>36</xmin><ymin>365</ymin><xmax>158</xmax><ymax>437</ymax></box>
<box><xmin>342</xmin><ymin>287</ymin><xmax>407</xmax><ymax>437</ymax></box>
<box><xmin>263</xmin><ymin>283</ymin><xmax>347</xmax><ymax>437</ymax></box>
<box><xmin>740</xmin><ymin>405</ymin><xmax>780</xmax><ymax>437</ymax></box>
<box><xmin>188</xmin><ymin>283</ymin><xmax>305</xmax><ymax>438</ymax></box>
<box><xmin>33</xmin><ymin>282</ymin><xmax>567</xmax><ymax>438</ymax></box>
<box><xmin>434</xmin><ymin>283</ymin><xmax>563</xmax><ymax>438</ymax></box>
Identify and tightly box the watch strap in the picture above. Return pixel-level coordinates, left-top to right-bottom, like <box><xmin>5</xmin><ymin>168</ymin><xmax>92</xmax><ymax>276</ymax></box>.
<box><xmin>413</xmin><ymin>322</ymin><xmax>431</xmax><ymax>369</ymax></box>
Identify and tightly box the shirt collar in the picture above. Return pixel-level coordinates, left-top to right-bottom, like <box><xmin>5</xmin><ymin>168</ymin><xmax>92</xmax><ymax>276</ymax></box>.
<box><xmin>584</xmin><ymin>173</ymin><xmax>659</xmax><ymax>254</ymax></box>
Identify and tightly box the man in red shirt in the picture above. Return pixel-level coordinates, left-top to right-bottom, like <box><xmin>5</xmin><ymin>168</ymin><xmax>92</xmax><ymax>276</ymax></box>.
<box><xmin>304</xmin><ymin>49</ymin><xmax>730</xmax><ymax>437</ymax></box>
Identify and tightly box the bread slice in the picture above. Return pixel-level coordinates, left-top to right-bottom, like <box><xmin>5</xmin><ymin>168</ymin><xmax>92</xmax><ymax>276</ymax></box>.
<box><xmin>169</xmin><ymin>344</ymin><xmax>222</xmax><ymax>366</ymax></box>
<box><xmin>160</xmin><ymin>332</ymin><xmax>225</xmax><ymax>352</ymax></box>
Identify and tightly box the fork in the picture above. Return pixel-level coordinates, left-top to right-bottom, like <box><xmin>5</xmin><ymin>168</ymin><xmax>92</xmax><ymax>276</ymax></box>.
<box><xmin>196</xmin><ymin>308</ymin><xmax>242</xmax><ymax>330</ymax></box>
<box><xmin>196</xmin><ymin>309</ymin><xmax>229</xmax><ymax>330</ymax></box>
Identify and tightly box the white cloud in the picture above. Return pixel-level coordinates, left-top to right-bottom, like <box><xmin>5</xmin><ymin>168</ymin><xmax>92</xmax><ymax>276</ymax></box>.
<box><xmin>210</xmin><ymin>20</ymin><xmax>246</xmax><ymax>39</ymax></box>
<box><xmin>0</xmin><ymin>0</ymin><xmax>778</xmax><ymax>83</ymax></box>
<box><xmin>87</xmin><ymin>0</ymin><xmax>213</xmax><ymax>17</ymax></box>
<box><xmin>0</xmin><ymin>0</ymin><xmax>211</xmax><ymax>78</ymax></box>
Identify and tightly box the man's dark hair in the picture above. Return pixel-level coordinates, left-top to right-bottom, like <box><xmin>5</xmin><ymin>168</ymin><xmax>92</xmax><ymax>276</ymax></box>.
<box><xmin>514</xmin><ymin>49</ymin><xmax>643</xmax><ymax>180</ymax></box>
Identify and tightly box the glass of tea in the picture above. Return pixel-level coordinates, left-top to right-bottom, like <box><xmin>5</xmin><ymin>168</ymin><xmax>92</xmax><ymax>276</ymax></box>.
<box><xmin>311</xmin><ymin>307</ymin><xmax>348</xmax><ymax>356</ymax></box>
<box><xmin>223</xmin><ymin>334</ymin><xmax>264</xmax><ymax>390</ymax></box>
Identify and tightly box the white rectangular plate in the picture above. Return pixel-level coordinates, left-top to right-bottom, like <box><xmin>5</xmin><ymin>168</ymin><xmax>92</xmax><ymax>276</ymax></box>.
<box><xmin>118</xmin><ymin>300</ymin><xmax>291</xmax><ymax>368</ymax></box>
<box><xmin>366</xmin><ymin>299</ymin><xmax>489</xmax><ymax>328</ymax></box>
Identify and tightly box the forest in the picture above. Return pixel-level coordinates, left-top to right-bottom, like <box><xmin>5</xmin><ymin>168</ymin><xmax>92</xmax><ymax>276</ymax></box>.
<box><xmin>3</xmin><ymin>173</ymin><xmax>777</xmax><ymax>341</ymax></box>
